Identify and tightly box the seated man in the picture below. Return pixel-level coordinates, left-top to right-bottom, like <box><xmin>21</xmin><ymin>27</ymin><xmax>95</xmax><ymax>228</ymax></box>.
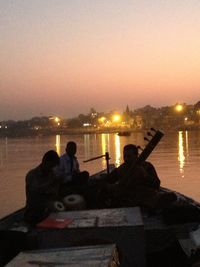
<box><xmin>57</xmin><ymin>141</ymin><xmax>89</xmax><ymax>197</ymax></box>
<box><xmin>100</xmin><ymin>144</ymin><xmax>176</xmax><ymax>211</ymax></box>
<box><xmin>106</xmin><ymin>144</ymin><xmax>160</xmax><ymax>189</ymax></box>
<box><xmin>24</xmin><ymin>150</ymin><xmax>62</xmax><ymax>225</ymax></box>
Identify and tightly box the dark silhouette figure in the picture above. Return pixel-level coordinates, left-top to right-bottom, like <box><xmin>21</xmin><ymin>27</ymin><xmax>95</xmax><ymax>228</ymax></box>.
<box><xmin>97</xmin><ymin>144</ymin><xmax>177</xmax><ymax>210</ymax></box>
<box><xmin>24</xmin><ymin>150</ymin><xmax>61</xmax><ymax>225</ymax></box>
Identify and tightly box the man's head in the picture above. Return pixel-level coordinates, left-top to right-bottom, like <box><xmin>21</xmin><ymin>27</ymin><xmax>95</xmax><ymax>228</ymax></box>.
<box><xmin>123</xmin><ymin>144</ymin><xmax>138</xmax><ymax>165</ymax></box>
<box><xmin>66</xmin><ymin>141</ymin><xmax>77</xmax><ymax>157</ymax></box>
<box><xmin>41</xmin><ymin>150</ymin><xmax>60</xmax><ymax>171</ymax></box>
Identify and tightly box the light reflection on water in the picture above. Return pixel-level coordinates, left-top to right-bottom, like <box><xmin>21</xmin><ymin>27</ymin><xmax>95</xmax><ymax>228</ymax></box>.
<box><xmin>55</xmin><ymin>135</ymin><xmax>61</xmax><ymax>156</ymax></box>
<box><xmin>115</xmin><ymin>134</ymin><xmax>121</xmax><ymax>167</ymax></box>
<box><xmin>178</xmin><ymin>131</ymin><xmax>185</xmax><ymax>177</ymax></box>
<box><xmin>0</xmin><ymin>130</ymin><xmax>200</xmax><ymax>218</ymax></box>
<box><xmin>101</xmin><ymin>134</ymin><xmax>110</xmax><ymax>169</ymax></box>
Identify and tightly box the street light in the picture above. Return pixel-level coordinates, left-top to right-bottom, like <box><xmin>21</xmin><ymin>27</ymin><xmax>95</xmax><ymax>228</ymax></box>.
<box><xmin>98</xmin><ymin>117</ymin><xmax>106</xmax><ymax>123</ymax></box>
<box><xmin>175</xmin><ymin>104</ymin><xmax>183</xmax><ymax>112</ymax></box>
<box><xmin>112</xmin><ymin>114</ymin><xmax>121</xmax><ymax>122</ymax></box>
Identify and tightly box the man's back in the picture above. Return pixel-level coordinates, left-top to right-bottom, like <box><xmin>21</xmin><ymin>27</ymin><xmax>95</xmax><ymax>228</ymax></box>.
<box><xmin>24</xmin><ymin>150</ymin><xmax>61</xmax><ymax>225</ymax></box>
<box><xmin>26</xmin><ymin>165</ymin><xmax>59</xmax><ymax>208</ymax></box>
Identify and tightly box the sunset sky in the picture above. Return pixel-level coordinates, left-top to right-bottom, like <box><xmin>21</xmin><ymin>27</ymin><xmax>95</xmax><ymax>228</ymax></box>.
<box><xmin>1</xmin><ymin>0</ymin><xmax>200</xmax><ymax>120</ymax></box>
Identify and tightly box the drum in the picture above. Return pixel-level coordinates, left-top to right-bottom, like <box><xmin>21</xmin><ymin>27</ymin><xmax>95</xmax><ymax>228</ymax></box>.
<box><xmin>53</xmin><ymin>201</ymin><xmax>66</xmax><ymax>212</ymax></box>
<box><xmin>63</xmin><ymin>194</ymin><xmax>86</xmax><ymax>210</ymax></box>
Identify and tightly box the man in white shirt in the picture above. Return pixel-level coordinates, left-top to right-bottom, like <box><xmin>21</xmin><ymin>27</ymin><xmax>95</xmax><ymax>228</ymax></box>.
<box><xmin>58</xmin><ymin>141</ymin><xmax>89</xmax><ymax>196</ymax></box>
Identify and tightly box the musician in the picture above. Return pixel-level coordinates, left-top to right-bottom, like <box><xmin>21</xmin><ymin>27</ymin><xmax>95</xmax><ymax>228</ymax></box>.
<box><xmin>56</xmin><ymin>141</ymin><xmax>89</xmax><ymax>197</ymax></box>
<box><xmin>106</xmin><ymin>144</ymin><xmax>160</xmax><ymax>189</ymax></box>
<box><xmin>103</xmin><ymin>144</ymin><xmax>176</xmax><ymax>210</ymax></box>
<box><xmin>24</xmin><ymin>150</ymin><xmax>62</xmax><ymax>225</ymax></box>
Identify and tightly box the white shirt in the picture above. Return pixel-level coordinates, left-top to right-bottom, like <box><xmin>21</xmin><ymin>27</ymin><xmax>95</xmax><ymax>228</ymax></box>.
<box><xmin>57</xmin><ymin>153</ymin><xmax>80</xmax><ymax>183</ymax></box>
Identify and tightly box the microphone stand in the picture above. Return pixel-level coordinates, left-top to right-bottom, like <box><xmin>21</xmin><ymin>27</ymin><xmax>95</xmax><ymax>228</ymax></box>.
<box><xmin>83</xmin><ymin>152</ymin><xmax>110</xmax><ymax>175</ymax></box>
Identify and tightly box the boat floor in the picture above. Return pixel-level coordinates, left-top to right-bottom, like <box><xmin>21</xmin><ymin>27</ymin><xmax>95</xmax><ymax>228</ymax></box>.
<box><xmin>1</xmin><ymin>207</ymin><xmax>200</xmax><ymax>267</ymax></box>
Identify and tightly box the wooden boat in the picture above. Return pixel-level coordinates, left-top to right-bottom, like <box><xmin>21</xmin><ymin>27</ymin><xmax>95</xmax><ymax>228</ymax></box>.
<box><xmin>1</xmin><ymin>129</ymin><xmax>200</xmax><ymax>266</ymax></box>
<box><xmin>1</xmin><ymin>192</ymin><xmax>200</xmax><ymax>267</ymax></box>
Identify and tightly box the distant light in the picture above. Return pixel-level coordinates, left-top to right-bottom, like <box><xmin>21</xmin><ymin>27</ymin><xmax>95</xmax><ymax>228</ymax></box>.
<box><xmin>5</xmin><ymin>126</ymin><xmax>7</xmax><ymax>129</ymax></box>
<box><xmin>184</xmin><ymin>117</ymin><xmax>188</xmax><ymax>121</ymax></box>
<box><xmin>0</xmin><ymin>125</ymin><xmax>1</xmax><ymax>129</ymax></box>
<box><xmin>83</xmin><ymin>123</ymin><xmax>91</xmax><ymax>127</ymax></box>
<box><xmin>175</xmin><ymin>104</ymin><xmax>183</xmax><ymax>112</ymax></box>
<box><xmin>112</xmin><ymin>114</ymin><xmax>121</xmax><ymax>122</ymax></box>
<box><xmin>54</xmin><ymin>117</ymin><xmax>60</xmax><ymax>123</ymax></box>
<box><xmin>98</xmin><ymin>117</ymin><xmax>106</xmax><ymax>123</ymax></box>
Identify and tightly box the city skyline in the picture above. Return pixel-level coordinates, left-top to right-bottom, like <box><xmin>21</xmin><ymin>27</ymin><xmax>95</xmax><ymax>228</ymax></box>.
<box><xmin>1</xmin><ymin>1</ymin><xmax>200</xmax><ymax>120</ymax></box>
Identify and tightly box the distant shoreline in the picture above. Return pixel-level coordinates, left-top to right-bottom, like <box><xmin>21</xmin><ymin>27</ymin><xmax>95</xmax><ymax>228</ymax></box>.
<box><xmin>0</xmin><ymin>126</ymin><xmax>200</xmax><ymax>138</ymax></box>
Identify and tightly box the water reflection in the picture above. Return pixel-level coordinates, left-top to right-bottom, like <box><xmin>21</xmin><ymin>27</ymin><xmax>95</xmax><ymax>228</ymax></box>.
<box><xmin>84</xmin><ymin>134</ymin><xmax>90</xmax><ymax>160</ymax></box>
<box><xmin>55</xmin><ymin>135</ymin><xmax>61</xmax><ymax>156</ymax></box>
<box><xmin>101</xmin><ymin>134</ymin><xmax>110</xmax><ymax>169</ymax></box>
<box><xmin>0</xmin><ymin>150</ymin><xmax>2</xmax><ymax>169</ymax></box>
<box><xmin>178</xmin><ymin>131</ymin><xmax>185</xmax><ymax>177</ymax></box>
<box><xmin>115</xmin><ymin>134</ymin><xmax>121</xmax><ymax>167</ymax></box>
<box><xmin>185</xmin><ymin>131</ymin><xmax>189</xmax><ymax>156</ymax></box>
<box><xmin>0</xmin><ymin>137</ymin><xmax>8</xmax><ymax>168</ymax></box>
<box><xmin>5</xmin><ymin>137</ymin><xmax>8</xmax><ymax>159</ymax></box>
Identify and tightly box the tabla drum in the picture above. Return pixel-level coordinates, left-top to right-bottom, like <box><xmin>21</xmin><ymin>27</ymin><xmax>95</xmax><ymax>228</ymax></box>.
<box><xmin>63</xmin><ymin>194</ymin><xmax>86</xmax><ymax>210</ymax></box>
<box><xmin>53</xmin><ymin>201</ymin><xmax>66</xmax><ymax>212</ymax></box>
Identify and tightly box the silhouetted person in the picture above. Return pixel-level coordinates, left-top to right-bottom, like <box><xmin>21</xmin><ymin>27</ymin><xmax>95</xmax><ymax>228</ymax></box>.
<box><xmin>58</xmin><ymin>141</ymin><xmax>89</xmax><ymax>196</ymax></box>
<box><xmin>24</xmin><ymin>150</ymin><xmax>61</xmax><ymax>225</ymax></box>
<box><xmin>98</xmin><ymin>144</ymin><xmax>176</xmax><ymax>210</ymax></box>
<box><xmin>106</xmin><ymin>144</ymin><xmax>160</xmax><ymax>188</ymax></box>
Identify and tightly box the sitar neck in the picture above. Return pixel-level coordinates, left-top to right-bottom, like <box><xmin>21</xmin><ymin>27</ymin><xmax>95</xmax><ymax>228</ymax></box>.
<box><xmin>119</xmin><ymin>128</ymin><xmax>164</xmax><ymax>187</ymax></box>
<box><xmin>138</xmin><ymin>129</ymin><xmax>164</xmax><ymax>163</ymax></box>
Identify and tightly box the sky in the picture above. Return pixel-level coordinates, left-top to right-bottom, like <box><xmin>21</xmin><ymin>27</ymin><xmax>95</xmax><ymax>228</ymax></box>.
<box><xmin>1</xmin><ymin>0</ymin><xmax>200</xmax><ymax>120</ymax></box>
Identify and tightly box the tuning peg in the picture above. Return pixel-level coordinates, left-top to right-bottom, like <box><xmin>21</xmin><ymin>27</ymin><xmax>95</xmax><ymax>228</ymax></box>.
<box><xmin>137</xmin><ymin>146</ymin><xmax>144</xmax><ymax>151</ymax></box>
<box><xmin>147</xmin><ymin>131</ymin><xmax>154</xmax><ymax>137</ymax></box>
<box><xmin>144</xmin><ymin>137</ymin><xmax>150</xmax><ymax>142</ymax></box>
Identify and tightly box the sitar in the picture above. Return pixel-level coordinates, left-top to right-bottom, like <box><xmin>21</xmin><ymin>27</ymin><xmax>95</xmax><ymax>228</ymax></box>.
<box><xmin>104</xmin><ymin>128</ymin><xmax>164</xmax><ymax>206</ymax></box>
<box><xmin>137</xmin><ymin>128</ymin><xmax>164</xmax><ymax>162</ymax></box>
<box><xmin>88</xmin><ymin>129</ymin><xmax>164</xmax><ymax>208</ymax></box>
<box><xmin>119</xmin><ymin>128</ymin><xmax>164</xmax><ymax>188</ymax></box>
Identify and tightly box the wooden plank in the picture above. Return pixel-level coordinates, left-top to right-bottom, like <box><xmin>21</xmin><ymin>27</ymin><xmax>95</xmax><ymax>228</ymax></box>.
<box><xmin>6</xmin><ymin>244</ymin><xmax>119</xmax><ymax>267</ymax></box>
<box><xmin>48</xmin><ymin>207</ymin><xmax>143</xmax><ymax>228</ymax></box>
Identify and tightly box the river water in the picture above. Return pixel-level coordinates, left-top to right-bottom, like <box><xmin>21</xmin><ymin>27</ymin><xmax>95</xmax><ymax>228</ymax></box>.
<box><xmin>0</xmin><ymin>130</ymin><xmax>200</xmax><ymax>219</ymax></box>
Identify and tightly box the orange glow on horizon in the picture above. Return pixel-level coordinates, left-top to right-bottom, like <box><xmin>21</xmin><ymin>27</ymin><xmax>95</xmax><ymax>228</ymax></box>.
<box><xmin>1</xmin><ymin>1</ymin><xmax>200</xmax><ymax>120</ymax></box>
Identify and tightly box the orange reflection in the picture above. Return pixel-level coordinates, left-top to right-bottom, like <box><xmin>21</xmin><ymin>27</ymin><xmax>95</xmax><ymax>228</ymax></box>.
<box><xmin>101</xmin><ymin>134</ymin><xmax>110</xmax><ymax>169</ymax></box>
<box><xmin>115</xmin><ymin>134</ymin><xmax>121</xmax><ymax>167</ymax></box>
<box><xmin>84</xmin><ymin>134</ymin><xmax>90</xmax><ymax>160</ymax></box>
<box><xmin>178</xmin><ymin>131</ymin><xmax>185</xmax><ymax>177</ymax></box>
<box><xmin>185</xmin><ymin>131</ymin><xmax>189</xmax><ymax>157</ymax></box>
<box><xmin>55</xmin><ymin>135</ymin><xmax>61</xmax><ymax>156</ymax></box>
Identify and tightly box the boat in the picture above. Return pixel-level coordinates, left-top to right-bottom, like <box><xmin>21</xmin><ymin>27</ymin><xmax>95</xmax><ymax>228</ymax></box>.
<box><xmin>1</xmin><ymin>129</ymin><xmax>200</xmax><ymax>266</ymax></box>
<box><xmin>117</xmin><ymin>131</ymin><xmax>131</xmax><ymax>136</ymax></box>
<box><xmin>1</xmin><ymin>188</ymin><xmax>200</xmax><ymax>267</ymax></box>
